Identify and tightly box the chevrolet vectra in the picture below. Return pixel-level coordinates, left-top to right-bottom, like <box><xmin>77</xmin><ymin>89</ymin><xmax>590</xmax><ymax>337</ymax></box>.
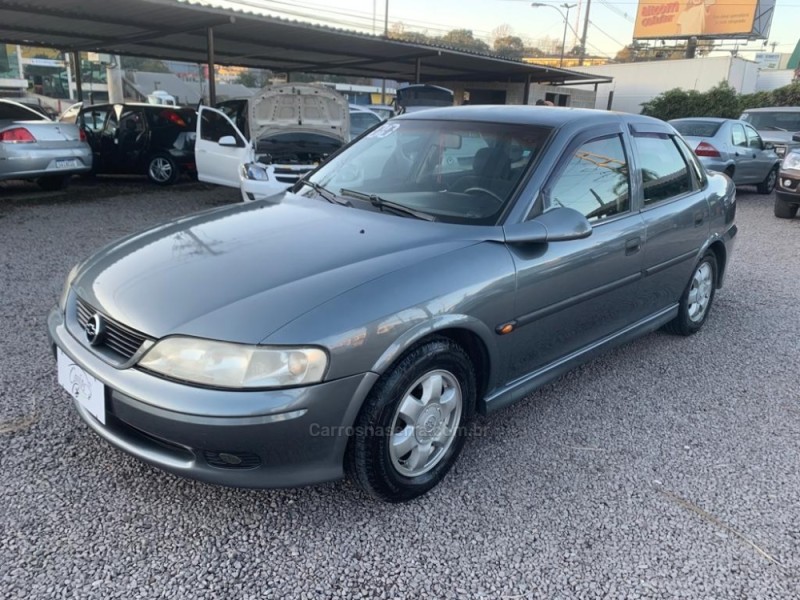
<box><xmin>50</xmin><ymin>107</ymin><xmax>737</xmax><ymax>502</ymax></box>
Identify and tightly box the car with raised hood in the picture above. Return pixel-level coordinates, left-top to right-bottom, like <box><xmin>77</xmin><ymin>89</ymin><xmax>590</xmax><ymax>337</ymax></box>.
<box><xmin>50</xmin><ymin>106</ymin><xmax>737</xmax><ymax>502</ymax></box>
<box><xmin>1</xmin><ymin>98</ymin><xmax>92</xmax><ymax>190</ymax></box>
<box><xmin>669</xmin><ymin>117</ymin><xmax>780</xmax><ymax>193</ymax></box>
<box><xmin>59</xmin><ymin>102</ymin><xmax>197</xmax><ymax>185</ymax></box>
<box><xmin>775</xmin><ymin>145</ymin><xmax>800</xmax><ymax>218</ymax></box>
<box><xmin>740</xmin><ymin>106</ymin><xmax>800</xmax><ymax>159</ymax></box>
<box><xmin>196</xmin><ymin>83</ymin><xmax>349</xmax><ymax>202</ymax></box>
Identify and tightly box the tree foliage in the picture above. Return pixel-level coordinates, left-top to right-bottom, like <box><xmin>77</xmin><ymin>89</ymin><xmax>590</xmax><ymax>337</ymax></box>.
<box><xmin>493</xmin><ymin>36</ymin><xmax>526</xmax><ymax>59</ymax></box>
<box><xmin>640</xmin><ymin>81</ymin><xmax>800</xmax><ymax>119</ymax></box>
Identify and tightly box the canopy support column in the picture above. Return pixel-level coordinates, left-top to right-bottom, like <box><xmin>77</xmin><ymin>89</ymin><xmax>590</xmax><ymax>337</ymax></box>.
<box><xmin>206</xmin><ymin>26</ymin><xmax>216</xmax><ymax>105</ymax></box>
<box><xmin>71</xmin><ymin>51</ymin><xmax>83</xmax><ymax>101</ymax></box>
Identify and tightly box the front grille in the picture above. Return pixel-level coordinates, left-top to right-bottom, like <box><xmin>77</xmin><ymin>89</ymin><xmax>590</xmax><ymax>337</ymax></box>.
<box><xmin>273</xmin><ymin>165</ymin><xmax>312</xmax><ymax>184</ymax></box>
<box><xmin>76</xmin><ymin>298</ymin><xmax>149</xmax><ymax>360</ymax></box>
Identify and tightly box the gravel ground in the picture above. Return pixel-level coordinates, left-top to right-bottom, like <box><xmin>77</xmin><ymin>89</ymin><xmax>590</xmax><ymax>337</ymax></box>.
<box><xmin>1</xmin><ymin>179</ymin><xmax>799</xmax><ymax>599</ymax></box>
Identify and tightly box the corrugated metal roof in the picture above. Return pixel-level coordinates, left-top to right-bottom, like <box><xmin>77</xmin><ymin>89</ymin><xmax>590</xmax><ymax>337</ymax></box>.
<box><xmin>0</xmin><ymin>0</ymin><xmax>611</xmax><ymax>85</ymax></box>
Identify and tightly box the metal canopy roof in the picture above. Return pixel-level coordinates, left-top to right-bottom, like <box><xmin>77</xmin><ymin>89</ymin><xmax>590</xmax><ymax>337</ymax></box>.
<box><xmin>0</xmin><ymin>0</ymin><xmax>611</xmax><ymax>86</ymax></box>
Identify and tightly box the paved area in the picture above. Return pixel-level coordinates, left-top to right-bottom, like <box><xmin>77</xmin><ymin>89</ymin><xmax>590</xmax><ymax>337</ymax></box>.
<box><xmin>1</xmin><ymin>178</ymin><xmax>798</xmax><ymax>599</ymax></box>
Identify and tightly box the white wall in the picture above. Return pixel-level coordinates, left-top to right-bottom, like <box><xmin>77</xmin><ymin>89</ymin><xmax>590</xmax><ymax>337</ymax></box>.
<box><xmin>435</xmin><ymin>81</ymin><xmax>597</xmax><ymax>108</ymax></box>
<box><xmin>756</xmin><ymin>69</ymin><xmax>795</xmax><ymax>91</ymax></box>
<box><xmin>571</xmin><ymin>56</ymin><xmax>761</xmax><ymax>114</ymax></box>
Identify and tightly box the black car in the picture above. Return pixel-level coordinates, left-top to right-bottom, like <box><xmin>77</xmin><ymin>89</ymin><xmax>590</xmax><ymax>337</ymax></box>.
<box><xmin>60</xmin><ymin>103</ymin><xmax>196</xmax><ymax>185</ymax></box>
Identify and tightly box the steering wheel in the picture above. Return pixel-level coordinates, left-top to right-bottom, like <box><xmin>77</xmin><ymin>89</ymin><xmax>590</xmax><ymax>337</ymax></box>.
<box><xmin>464</xmin><ymin>186</ymin><xmax>504</xmax><ymax>204</ymax></box>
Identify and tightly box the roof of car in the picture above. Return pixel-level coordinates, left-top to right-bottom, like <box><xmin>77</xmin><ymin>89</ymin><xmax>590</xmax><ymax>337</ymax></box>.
<box><xmin>80</xmin><ymin>102</ymin><xmax>191</xmax><ymax>110</ymax></box>
<box><xmin>669</xmin><ymin>117</ymin><xmax>730</xmax><ymax>123</ymax></box>
<box><xmin>397</xmin><ymin>105</ymin><xmax>661</xmax><ymax>129</ymax></box>
<box><xmin>741</xmin><ymin>106</ymin><xmax>800</xmax><ymax>113</ymax></box>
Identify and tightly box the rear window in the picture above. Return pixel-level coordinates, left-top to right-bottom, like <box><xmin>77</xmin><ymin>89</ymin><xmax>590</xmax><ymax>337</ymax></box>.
<box><xmin>741</xmin><ymin>111</ymin><xmax>800</xmax><ymax>132</ymax></box>
<box><xmin>671</xmin><ymin>121</ymin><xmax>722</xmax><ymax>137</ymax></box>
<box><xmin>0</xmin><ymin>101</ymin><xmax>48</xmax><ymax>121</ymax></box>
<box><xmin>148</xmin><ymin>108</ymin><xmax>196</xmax><ymax>130</ymax></box>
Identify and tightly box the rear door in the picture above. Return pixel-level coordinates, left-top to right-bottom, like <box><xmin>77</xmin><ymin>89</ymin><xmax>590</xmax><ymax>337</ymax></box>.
<box><xmin>195</xmin><ymin>106</ymin><xmax>252</xmax><ymax>187</ymax></box>
<box><xmin>633</xmin><ymin>124</ymin><xmax>710</xmax><ymax>309</ymax></box>
<box><xmin>729</xmin><ymin>122</ymin><xmax>750</xmax><ymax>182</ymax></box>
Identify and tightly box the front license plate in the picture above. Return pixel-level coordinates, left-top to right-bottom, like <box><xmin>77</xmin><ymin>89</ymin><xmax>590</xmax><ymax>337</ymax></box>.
<box><xmin>57</xmin><ymin>348</ymin><xmax>106</xmax><ymax>424</ymax></box>
<box><xmin>55</xmin><ymin>158</ymin><xmax>80</xmax><ymax>169</ymax></box>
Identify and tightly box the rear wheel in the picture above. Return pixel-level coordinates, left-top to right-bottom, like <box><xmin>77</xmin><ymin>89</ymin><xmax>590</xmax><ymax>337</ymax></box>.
<box><xmin>756</xmin><ymin>166</ymin><xmax>778</xmax><ymax>195</ymax></box>
<box><xmin>723</xmin><ymin>166</ymin><xmax>735</xmax><ymax>181</ymax></box>
<box><xmin>147</xmin><ymin>154</ymin><xmax>179</xmax><ymax>185</ymax></box>
<box><xmin>774</xmin><ymin>196</ymin><xmax>799</xmax><ymax>219</ymax></box>
<box><xmin>37</xmin><ymin>175</ymin><xmax>70</xmax><ymax>191</ymax></box>
<box><xmin>347</xmin><ymin>337</ymin><xmax>475</xmax><ymax>502</ymax></box>
<box><xmin>663</xmin><ymin>252</ymin><xmax>718</xmax><ymax>336</ymax></box>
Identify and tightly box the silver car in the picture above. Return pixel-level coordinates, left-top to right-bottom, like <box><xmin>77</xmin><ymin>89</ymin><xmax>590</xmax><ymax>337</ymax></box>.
<box><xmin>50</xmin><ymin>107</ymin><xmax>737</xmax><ymax>502</ymax></box>
<box><xmin>0</xmin><ymin>99</ymin><xmax>92</xmax><ymax>190</ymax></box>
<box><xmin>670</xmin><ymin>118</ymin><xmax>780</xmax><ymax>193</ymax></box>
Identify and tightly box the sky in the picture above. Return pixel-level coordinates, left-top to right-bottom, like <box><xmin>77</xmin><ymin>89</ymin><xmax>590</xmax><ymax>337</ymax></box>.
<box><xmin>212</xmin><ymin>0</ymin><xmax>800</xmax><ymax>60</ymax></box>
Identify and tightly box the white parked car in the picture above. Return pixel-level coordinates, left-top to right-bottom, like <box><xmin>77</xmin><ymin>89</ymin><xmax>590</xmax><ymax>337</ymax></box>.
<box><xmin>196</xmin><ymin>84</ymin><xmax>349</xmax><ymax>202</ymax></box>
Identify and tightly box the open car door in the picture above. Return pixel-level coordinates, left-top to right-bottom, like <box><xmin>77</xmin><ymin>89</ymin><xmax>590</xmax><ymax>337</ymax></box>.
<box><xmin>195</xmin><ymin>106</ymin><xmax>253</xmax><ymax>188</ymax></box>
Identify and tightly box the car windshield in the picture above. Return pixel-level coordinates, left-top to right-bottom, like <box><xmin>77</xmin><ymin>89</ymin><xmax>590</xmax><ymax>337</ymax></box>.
<box><xmin>671</xmin><ymin>120</ymin><xmax>722</xmax><ymax>137</ymax></box>
<box><xmin>305</xmin><ymin>119</ymin><xmax>552</xmax><ymax>225</ymax></box>
<box><xmin>741</xmin><ymin>111</ymin><xmax>800</xmax><ymax>132</ymax></box>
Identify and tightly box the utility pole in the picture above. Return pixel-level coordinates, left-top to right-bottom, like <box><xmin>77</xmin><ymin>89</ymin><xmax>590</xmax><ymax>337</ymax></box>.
<box><xmin>579</xmin><ymin>0</ymin><xmax>591</xmax><ymax>66</ymax></box>
<box><xmin>381</xmin><ymin>0</ymin><xmax>388</xmax><ymax>104</ymax></box>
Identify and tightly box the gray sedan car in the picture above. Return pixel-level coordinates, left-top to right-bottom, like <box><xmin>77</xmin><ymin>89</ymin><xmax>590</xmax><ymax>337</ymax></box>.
<box><xmin>50</xmin><ymin>107</ymin><xmax>737</xmax><ymax>502</ymax></box>
<box><xmin>1</xmin><ymin>99</ymin><xmax>92</xmax><ymax>189</ymax></box>
<box><xmin>669</xmin><ymin>117</ymin><xmax>780</xmax><ymax>193</ymax></box>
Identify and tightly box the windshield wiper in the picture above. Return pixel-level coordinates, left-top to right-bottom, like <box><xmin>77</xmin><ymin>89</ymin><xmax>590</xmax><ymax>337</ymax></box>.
<box><xmin>339</xmin><ymin>188</ymin><xmax>436</xmax><ymax>221</ymax></box>
<box><xmin>297</xmin><ymin>179</ymin><xmax>351</xmax><ymax>206</ymax></box>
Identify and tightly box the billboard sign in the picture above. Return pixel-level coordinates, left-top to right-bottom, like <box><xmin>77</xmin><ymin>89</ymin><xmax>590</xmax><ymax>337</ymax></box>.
<box><xmin>633</xmin><ymin>0</ymin><xmax>775</xmax><ymax>40</ymax></box>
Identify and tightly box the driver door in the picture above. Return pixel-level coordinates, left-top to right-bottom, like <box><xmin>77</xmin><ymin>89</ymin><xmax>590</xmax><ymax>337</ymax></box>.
<box><xmin>195</xmin><ymin>106</ymin><xmax>253</xmax><ymax>187</ymax></box>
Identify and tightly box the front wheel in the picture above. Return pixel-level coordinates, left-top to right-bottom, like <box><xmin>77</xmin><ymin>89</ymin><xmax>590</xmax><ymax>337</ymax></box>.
<box><xmin>146</xmin><ymin>154</ymin><xmax>179</xmax><ymax>185</ymax></box>
<box><xmin>347</xmin><ymin>337</ymin><xmax>475</xmax><ymax>502</ymax></box>
<box><xmin>774</xmin><ymin>196</ymin><xmax>798</xmax><ymax>219</ymax></box>
<box><xmin>756</xmin><ymin>166</ymin><xmax>778</xmax><ymax>195</ymax></box>
<box><xmin>663</xmin><ymin>252</ymin><xmax>718</xmax><ymax>336</ymax></box>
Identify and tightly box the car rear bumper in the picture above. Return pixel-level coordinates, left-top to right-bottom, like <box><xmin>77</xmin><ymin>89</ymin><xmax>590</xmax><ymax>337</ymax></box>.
<box><xmin>48</xmin><ymin>305</ymin><xmax>378</xmax><ymax>488</ymax></box>
<box><xmin>0</xmin><ymin>145</ymin><xmax>92</xmax><ymax>180</ymax></box>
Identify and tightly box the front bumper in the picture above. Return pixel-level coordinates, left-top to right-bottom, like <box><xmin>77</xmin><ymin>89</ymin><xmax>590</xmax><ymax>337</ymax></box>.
<box><xmin>48</xmin><ymin>306</ymin><xmax>378</xmax><ymax>488</ymax></box>
<box><xmin>777</xmin><ymin>171</ymin><xmax>800</xmax><ymax>203</ymax></box>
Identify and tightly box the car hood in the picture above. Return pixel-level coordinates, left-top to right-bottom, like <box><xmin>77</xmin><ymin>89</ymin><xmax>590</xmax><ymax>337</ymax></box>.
<box><xmin>250</xmin><ymin>83</ymin><xmax>349</xmax><ymax>143</ymax></box>
<box><xmin>757</xmin><ymin>129</ymin><xmax>797</xmax><ymax>144</ymax></box>
<box><xmin>72</xmin><ymin>195</ymin><xmax>486</xmax><ymax>344</ymax></box>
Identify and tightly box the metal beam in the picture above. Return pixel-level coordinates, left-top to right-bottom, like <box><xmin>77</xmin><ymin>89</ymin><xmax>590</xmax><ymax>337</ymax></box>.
<box><xmin>206</xmin><ymin>27</ymin><xmax>216</xmax><ymax>105</ymax></box>
<box><xmin>72</xmin><ymin>51</ymin><xmax>83</xmax><ymax>101</ymax></box>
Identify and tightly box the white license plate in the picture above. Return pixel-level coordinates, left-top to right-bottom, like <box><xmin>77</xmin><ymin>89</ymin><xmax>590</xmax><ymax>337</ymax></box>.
<box><xmin>57</xmin><ymin>348</ymin><xmax>106</xmax><ymax>424</ymax></box>
<box><xmin>55</xmin><ymin>159</ymin><xmax>80</xmax><ymax>169</ymax></box>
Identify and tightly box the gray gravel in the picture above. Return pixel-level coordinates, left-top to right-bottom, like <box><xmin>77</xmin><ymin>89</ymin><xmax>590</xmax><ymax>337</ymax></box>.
<box><xmin>1</xmin><ymin>179</ymin><xmax>799</xmax><ymax>599</ymax></box>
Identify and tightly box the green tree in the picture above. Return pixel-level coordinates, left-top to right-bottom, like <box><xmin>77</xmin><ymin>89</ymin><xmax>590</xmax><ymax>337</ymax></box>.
<box><xmin>439</xmin><ymin>29</ymin><xmax>490</xmax><ymax>53</ymax></box>
<box><xmin>493</xmin><ymin>35</ymin><xmax>525</xmax><ymax>59</ymax></box>
<box><xmin>120</xmin><ymin>55</ymin><xmax>170</xmax><ymax>73</ymax></box>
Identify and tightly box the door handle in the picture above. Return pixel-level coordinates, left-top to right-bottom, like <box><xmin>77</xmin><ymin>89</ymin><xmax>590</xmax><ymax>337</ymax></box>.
<box><xmin>694</xmin><ymin>212</ymin><xmax>704</xmax><ymax>226</ymax></box>
<box><xmin>625</xmin><ymin>237</ymin><xmax>641</xmax><ymax>255</ymax></box>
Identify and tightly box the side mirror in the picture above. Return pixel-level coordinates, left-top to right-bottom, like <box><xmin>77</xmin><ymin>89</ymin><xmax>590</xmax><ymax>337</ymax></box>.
<box><xmin>503</xmin><ymin>207</ymin><xmax>593</xmax><ymax>244</ymax></box>
<box><xmin>792</xmin><ymin>133</ymin><xmax>800</xmax><ymax>143</ymax></box>
<box><xmin>764</xmin><ymin>141</ymin><xmax>775</xmax><ymax>150</ymax></box>
<box><xmin>218</xmin><ymin>135</ymin><xmax>239</xmax><ymax>147</ymax></box>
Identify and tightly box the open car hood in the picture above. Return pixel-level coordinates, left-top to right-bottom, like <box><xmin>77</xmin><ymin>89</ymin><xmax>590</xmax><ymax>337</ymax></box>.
<box><xmin>250</xmin><ymin>84</ymin><xmax>349</xmax><ymax>143</ymax></box>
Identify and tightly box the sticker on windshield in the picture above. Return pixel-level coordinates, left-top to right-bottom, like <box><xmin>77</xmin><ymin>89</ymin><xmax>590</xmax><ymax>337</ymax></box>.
<box><xmin>366</xmin><ymin>122</ymin><xmax>400</xmax><ymax>139</ymax></box>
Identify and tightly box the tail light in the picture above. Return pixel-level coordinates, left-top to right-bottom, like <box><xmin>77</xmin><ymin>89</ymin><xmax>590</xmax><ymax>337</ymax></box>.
<box><xmin>160</xmin><ymin>110</ymin><xmax>186</xmax><ymax>128</ymax></box>
<box><xmin>79</xmin><ymin>128</ymin><xmax>87</xmax><ymax>142</ymax></box>
<box><xmin>0</xmin><ymin>127</ymin><xmax>36</xmax><ymax>143</ymax></box>
<box><xmin>695</xmin><ymin>141</ymin><xmax>720</xmax><ymax>158</ymax></box>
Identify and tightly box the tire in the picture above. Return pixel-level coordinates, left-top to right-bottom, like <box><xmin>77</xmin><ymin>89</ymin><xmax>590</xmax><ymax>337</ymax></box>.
<box><xmin>347</xmin><ymin>337</ymin><xmax>476</xmax><ymax>502</ymax></box>
<box><xmin>756</xmin><ymin>166</ymin><xmax>778</xmax><ymax>195</ymax></box>
<box><xmin>37</xmin><ymin>175</ymin><xmax>70</xmax><ymax>191</ymax></box>
<box><xmin>723</xmin><ymin>166</ymin><xmax>735</xmax><ymax>181</ymax></box>
<box><xmin>774</xmin><ymin>196</ymin><xmax>798</xmax><ymax>219</ymax></box>
<box><xmin>663</xmin><ymin>252</ymin><xmax>718</xmax><ymax>336</ymax></box>
<box><xmin>146</xmin><ymin>154</ymin><xmax>179</xmax><ymax>185</ymax></box>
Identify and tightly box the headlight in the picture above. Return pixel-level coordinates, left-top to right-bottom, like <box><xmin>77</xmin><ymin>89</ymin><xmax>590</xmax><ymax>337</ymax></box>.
<box><xmin>59</xmin><ymin>263</ymin><xmax>80</xmax><ymax>311</ymax></box>
<box><xmin>138</xmin><ymin>337</ymin><xmax>328</xmax><ymax>389</ymax></box>
<box><xmin>242</xmin><ymin>163</ymin><xmax>270</xmax><ymax>181</ymax></box>
<box><xmin>782</xmin><ymin>151</ymin><xmax>800</xmax><ymax>171</ymax></box>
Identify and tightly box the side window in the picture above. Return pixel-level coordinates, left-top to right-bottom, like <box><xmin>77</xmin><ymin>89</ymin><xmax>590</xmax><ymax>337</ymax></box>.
<box><xmin>744</xmin><ymin>126</ymin><xmax>762</xmax><ymax>150</ymax></box>
<box><xmin>80</xmin><ymin>108</ymin><xmax>109</xmax><ymax>132</ymax></box>
<box><xmin>635</xmin><ymin>134</ymin><xmax>693</xmax><ymax>206</ymax></box>
<box><xmin>119</xmin><ymin>110</ymin><xmax>146</xmax><ymax>136</ymax></box>
<box><xmin>200</xmin><ymin>109</ymin><xmax>240</xmax><ymax>143</ymax></box>
<box><xmin>546</xmin><ymin>135</ymin><xmax>630</xmax><ymax>223</ymax></box>
<box><xmin>731</xmin><ymin>124</ymin><xmax>747</xmax><ymax>148</ymax></box>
